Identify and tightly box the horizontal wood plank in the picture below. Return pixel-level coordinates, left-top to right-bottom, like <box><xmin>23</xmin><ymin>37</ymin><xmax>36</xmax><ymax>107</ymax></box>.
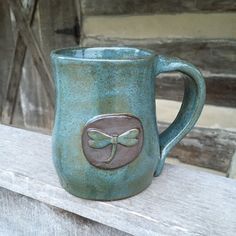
<box><xmin>0</xmin><ymin>124</ymin><xmax>236</xmax><ymax>235</ymax></box>
<box><xmin>156</xmin><ymin>73</ymin><xmax>236</xmax><ymax>107</ymax></box>
<box><xmin>82</xmin><ymin>37</ymin><xmax>236</xmax><ymax>107</ymax></box>
<box><xmin>82</xmin><ymin>37</ymin><xmax>236</xmax><ymax>75</ymax></box>
<box><xmin>0</xmin><ymin>187</ymin><xmax>128</xmax><ymax>235</ymax></box>
<box><xmin>81</xmin><ymin>0</ymin><xmax>236</xmax><ymax>15</ymax></box>
<box><xmin>159</xmin><ymin>123</ymin><xmax>236</xmax><ymax>172</ymax></box>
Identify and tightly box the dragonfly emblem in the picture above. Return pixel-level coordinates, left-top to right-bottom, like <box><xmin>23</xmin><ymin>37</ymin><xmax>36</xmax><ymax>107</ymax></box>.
<box><xmin>87</xmin><ymin>128</ymin><xmax>140</xmax><ymax>163</ymax></box>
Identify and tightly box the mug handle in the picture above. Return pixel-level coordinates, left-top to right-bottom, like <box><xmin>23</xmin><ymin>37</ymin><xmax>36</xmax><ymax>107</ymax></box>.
<box><xmin>154</xmin><ymin>55</ymin><xmax>206</xmax><ymax>176</ymax></box>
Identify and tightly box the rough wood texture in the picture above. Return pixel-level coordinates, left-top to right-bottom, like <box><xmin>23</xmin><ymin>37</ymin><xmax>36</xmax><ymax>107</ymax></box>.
<box><xmin>83</xmin><ymin>37</ymin><xmax>236</xmax><ymax>107</ymax></box>
<box><xmin>1</xmin><ymin>0</ymin><xmax>37</xmax><ymax>124</ymax></box>
<box><xmin>0</xmin><ymin>187</ymin><xmax>128</xmax><ymax>236</ymax></box>
<box><xmin>159</xmin><ymin>123</ymin><xmax>236</xmax><ymax>173</ymax></box>
<box><xmin>81</xmin><ymin>0</ymin><xmax>236</xmax><ymax>15</ymax></box>
<box><xmin>7</xmin><ymin>0</ymin><xmax>55</xmax><ymax>107</ymax></box>
<box><xmin>4</xmin><ymin>0</ymin><xmax>79</xmax><ymax>130</ymax></box>
<box><xmin>156</xmin><ymin>73</ymin><xmax>236</xmax><ymax>107</ymax></box>
<box><xmin>0</xmin><ymin>124</ymin><xmax>236</xmax><ymax>235</ymax></box>
<box><xmin>0</xmin><ymin>0</ymin><xmax>14</xmax><ymax>120</ymax></box>
<box><xmin>83</xmin><ymin>38</ymin><xmax>236</xmax><ymax>75</ymax></box>
<box><xmin>38</xmin><ymin>0</ymin><xmax>79</xmax><ymax>66</ymax></box>
<box><xmin>227</xmin><ymin>152</ymin><xmax>236</xmax><ymax>179</ymax></box>
<box><xmin>19</xmin><ymin>50</ymin><xmax>54</xmax><ymax>129</ymax></box>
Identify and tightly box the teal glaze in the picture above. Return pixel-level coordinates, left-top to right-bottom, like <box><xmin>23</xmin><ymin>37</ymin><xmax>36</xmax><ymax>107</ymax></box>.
<box><xmin>51</xmin><ymin>47</ymin><xmax>205</xmax><ymax>200</ymax></box>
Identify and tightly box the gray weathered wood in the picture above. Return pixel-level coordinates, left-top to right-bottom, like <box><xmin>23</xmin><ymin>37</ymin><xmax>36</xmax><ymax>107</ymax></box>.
<box><xmin>19</xmin><ymin>50</ymin><xmax>54</xmax><ymax>129</ymax></box>
<box><xmin>2</xmin><ymin>0</ymin><xmax>37</xmax><ymax>124</ymax></box>
<box><xmin>8</xmin><ymin>0</ymin><xmax>79</xmax><ymax>130</ymax></box>
<box><xmin>227</xmin><ymin>152</ymin><xmax>236</xmax><ymax>179</ymax></box>
<box><xmin>7</xmin><ymin>0</ymin><xmax>55</xmax><ymax>107</ymax></box>
<box><xmin>81</xmin><ymin>0</ymin><xmax>236</xmax><ymax>15</ymax></box>
<box><xmin>0</xmin><ymin>124</ymin><xmax>236</xmax><ymax>236</ymax></box>
<box><xmin>38</xmin><ymin>0</ymin><xmax>79</xmax><ymax>68</ymax></box>
<box><xmin>83</xmin><ymin>37</ymin><xmax>236</xmax><ymax>107</ymax></box>
<box><xmin>159</xmin><ymin>123</ymin><xmax>236</xmax><ymax>173</ymax></box>
<box><xmin>11</xmin><ymin>89</ymin><xmax>24</xmax><ymax>127</ymax></box>
<box><xmin>83</xmin><ymin>37</ymin><xmax>236</xmax><ymax>75</ymax></box>
<box><xmin>1</xmin><ymin>35</ymin><xmax>26</xmax><ymax>125</ymax></box>
<box><xmin>156</xmin><ymin>73</ymin><xmax>236</xmax><ymax>108</ymax></box>
<box><xmin>0</xmin><ymin>187</ymin><xmax>128</xmax><ymax>236</ymax></box>
<box><xmin>0</xmin><ymin>0</ymin><xmax>14</xmax><ymax>120</ymax></box>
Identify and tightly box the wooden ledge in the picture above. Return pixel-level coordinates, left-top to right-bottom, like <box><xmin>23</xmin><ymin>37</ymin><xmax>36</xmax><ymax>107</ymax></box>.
<box><xmin>0</xmin><ymin>124</ymin><xmax>236</xmax><ymax>235</ymax></box>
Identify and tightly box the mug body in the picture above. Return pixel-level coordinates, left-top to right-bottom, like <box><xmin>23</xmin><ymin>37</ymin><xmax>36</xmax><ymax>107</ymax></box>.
<box><xmin>51</xmin><ymin>47</ymin><xmax>160</xmax><ymax>200</ymax></box>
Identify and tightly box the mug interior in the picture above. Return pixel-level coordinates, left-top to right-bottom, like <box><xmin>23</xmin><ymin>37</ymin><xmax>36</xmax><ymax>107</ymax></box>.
<box><xmin>52</xmin><ymin>47</ymin><xmax>154</xmax><ymax>61</ymax></box>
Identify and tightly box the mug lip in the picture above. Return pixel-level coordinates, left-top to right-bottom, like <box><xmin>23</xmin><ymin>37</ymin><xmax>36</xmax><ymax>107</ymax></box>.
<box><xmin>50</xmin><ymin>46</ymin><xmax>156</xmax><ymax>62</ymax></box>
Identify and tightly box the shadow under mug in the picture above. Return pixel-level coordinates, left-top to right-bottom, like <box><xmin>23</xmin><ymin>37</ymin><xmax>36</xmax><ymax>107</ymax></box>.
<box><xmin>51</xmin><ymin>47</ymin><xmax>205</xmax><ymax>200</ymax></box>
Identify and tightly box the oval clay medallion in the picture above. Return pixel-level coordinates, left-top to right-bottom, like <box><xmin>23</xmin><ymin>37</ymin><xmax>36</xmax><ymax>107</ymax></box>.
<box><xmin>82</xmin><ymin>114</ymin><xmax>144</xmax><ymax>170</ymax></box>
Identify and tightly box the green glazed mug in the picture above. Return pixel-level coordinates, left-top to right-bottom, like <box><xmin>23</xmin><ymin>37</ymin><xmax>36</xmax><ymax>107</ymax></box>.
<box><xmin>51</xmin><ymin>47</ymin><xmax>205</xmax><ymax>200</ymax></box>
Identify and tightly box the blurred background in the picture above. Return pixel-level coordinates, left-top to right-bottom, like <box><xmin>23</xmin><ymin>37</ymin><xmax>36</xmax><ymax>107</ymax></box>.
<box><xmin>1</xmin><ymin>0</ymin><xmax>236</xmax><ymax>177</ymax></box>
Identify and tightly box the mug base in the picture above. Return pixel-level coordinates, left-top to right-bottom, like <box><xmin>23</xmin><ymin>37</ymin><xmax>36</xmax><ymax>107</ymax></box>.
<box><xmin>59</xmin><ymin>178</ymin><xmax>153</xmax><ymax>201</ymax></box>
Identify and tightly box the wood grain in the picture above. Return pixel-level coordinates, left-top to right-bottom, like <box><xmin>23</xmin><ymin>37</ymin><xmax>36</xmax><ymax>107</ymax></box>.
<box><xmin>1</xmin><ymin>0</ymin><xmax>37</xmax><ymax>124</ymax></box>
<box><xmin>0</xmin><ymin>0</ymin><xmax>14</xmax><ymax>120</ymax></box>
<box><xmin>81</xmin><ymin>0</ymin><xmax>236</xmax><ymax>15</ymax></box>
<box><xmin>156</xmin><ymin>73</ymin><xmax>236</xmax><ymax>107</ymax></box>
<box><xmin>19</xmin><ymin>50</ymin><xmax>54</xmax><ymax>129</ymax></box>
<box><xmin>0</xmin><ymin>187</ymin><xmax>128</xmax><ymax>236</ymax></box>
<box><xmin>227</xmin><ymin>152</ymin><xmax>236</xmax><ymax>179</ymax></box>
<box><xmin>9</xmin><ymin>0</ymin><xmax>79</xmax><ymax>130</ymax></box>
<box><xmin>83</xmin><ymin>37</ymin><xmax>236</xmax><ymax>75</ymax></box>
<box><xmin>0</xmin><ymin>124</ymin><xmax>236</xmax><ymax>235</ymax></box>
<box><xmin>38</xmin><ymin>0</ymin><xmax>79</xmax><ymax>67</ymax></box>
<box><xmin>159</xmin><ymin>123</ymin><xmax>236</xmax><ymax>172</ymax></box>
<box><xmin>7</xmin><ymin>0</ymin><xmax>55</xmax><ymax>107</ymax></box>
<box><xmin>83</xmin><ymin>37</ymin><xmax>236</xmax><ymax>107</ymax></box>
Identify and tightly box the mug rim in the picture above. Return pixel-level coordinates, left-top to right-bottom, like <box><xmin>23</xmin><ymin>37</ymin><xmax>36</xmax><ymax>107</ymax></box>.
<box><xmin>51</xmin><ymin>46</ymin><xmax>156</xmax><ymax>62</ymax></box>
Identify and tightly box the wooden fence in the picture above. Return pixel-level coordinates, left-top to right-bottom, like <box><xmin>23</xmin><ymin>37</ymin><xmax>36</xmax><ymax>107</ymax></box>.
<box><xmin>0</xmin><ymin>0</ymin><xmax>236</xmax><ymax>174</ymax></box>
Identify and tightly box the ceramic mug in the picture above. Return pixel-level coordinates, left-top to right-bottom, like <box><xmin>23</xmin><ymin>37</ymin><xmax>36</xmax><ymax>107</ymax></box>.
<box><xmin>51</xmin><ymin>47</ymin><xmax>205</xmax><ymax>200</ymax></box>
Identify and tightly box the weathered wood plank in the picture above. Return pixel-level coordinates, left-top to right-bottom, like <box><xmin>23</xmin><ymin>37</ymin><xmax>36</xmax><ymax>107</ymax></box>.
<box><xmin>227</xmin><ymin>152</ymin><xmax>236</xmax><ymax>179</ymax></box>
<box><xmin>82</xmin><ymin>37</ymin><xmax>236</xmax><ymax>107</ymax></box>
<box><xmin>0</xmin><ymin>0</ymin><xmax>14</xmax><ymax>120</ymax></box>
<box><xmin>0</xmin><ymin>124</ymin><xmax>236</xmax><ymax>236</ymax></box>
<box><xmin>82</xmin><ymin>37</ymin><xmax>236</xmax><ymax>75</ymax></box>
<box><xmin>0</xmin><ymin>187</ymin><xmax>128</xmax><ymax>236</ymax></box>
<box><xmin>159</xmin><ymin>123</ymin><xmax>236</xmax><ymax>173</ymax></box>
<box><xmin>11</xmin><ymin>0</ymin><xmax>79</xmax><ymax>130</ymax></box>
<box><xmin>1</xmin><ymin>0</ymin><xmax>37</xmax><ymax>124</ymax></box>
<box><xmin>156</xmin><ymin>73</ymin><xmax>236</xmax><ymax>107</ymax></box>
<box><xmin>81</xmin><ymin>0</ymin><xmax>236</xmax><ymax>15</ymax></box>
<box><xmin>11</xmin><ymin>88</ymin><xmax>24</xmax><ymax>127</ymax></box>
<box><xmin>19</xmin><ymin>50</ymin><xmax>54</xmax><ymax>129</ymax></box>
<box><xmin>83</xmin><ymin>14</ymin><xmax>236</xmax><ymax>40</ymax></box>
<box><xmin>7</xmin><ymin>0</ymin><xmax>55</xmax><ymax>107</ymax></box>
<box><xmin>1</xmin><ymin>35</ymin><xmax>26</xmax><ymax>124</ymax></box>
<box><xmin>38</xmin><ymin>0</ymin><xmax>79</xmax><ymax>68</ymax></box>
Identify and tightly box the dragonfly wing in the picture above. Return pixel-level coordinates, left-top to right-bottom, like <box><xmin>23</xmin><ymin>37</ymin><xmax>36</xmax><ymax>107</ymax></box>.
<box><xmin>87</xmin><ymin>129</ymin><xmax>111</xmax><ymax>148</ymax></box>
<box><xmin>88</xmin><ymin>139</ymin><xmax>111</xmax><ymax>148</ymax></box>
<box><xmin>87</xmin><ymin>129</ymin><xmax>111</xmax><ymax>140</ymax></box>
<box><xmin>118</xmin><ymin>128</ymin><xmax>139</xmax><ymax>147</ymax></box>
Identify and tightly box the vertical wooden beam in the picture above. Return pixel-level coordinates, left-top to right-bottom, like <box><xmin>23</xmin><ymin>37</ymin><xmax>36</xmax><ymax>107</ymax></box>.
<box><xmin>2</xmin><ymin>35</ymin><xmax>27</xmax><ymax>124</ymax></box>
<box><xmin>227</xmin><ymin>152</ymin><xmax>236</xmax><ymax>179</ymax></box>
<box><xmin>0</xmin><ymin>0</ymin><xmax>14</xmax><ymax>121</ymax></box>
<box><xmin>7</xmin><ymin>0</ymin><xmax>55</xmax><ymax>108</ymax></box>
<box><xmin>2</xmin><ymin>0</ymin><xmax>38</xmax><ymax>124</ymax></box>
<box><xmin>38</xmin><ymin>0</ymin><xmax>79</xmax><ymax>61</ymax></box>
